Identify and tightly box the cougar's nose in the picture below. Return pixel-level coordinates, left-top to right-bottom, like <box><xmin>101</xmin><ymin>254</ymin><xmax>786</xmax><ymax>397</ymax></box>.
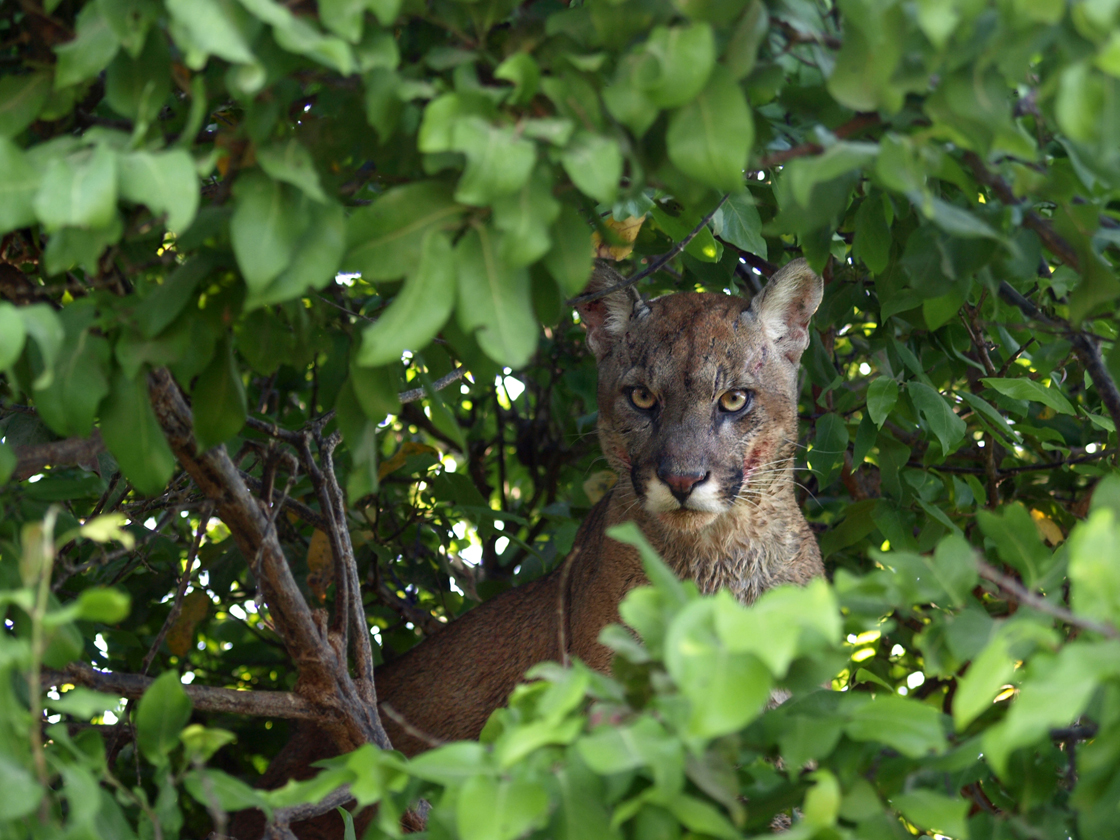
<box><xmin>657</xmin><ymin>468</ymin><xmax>710</xmax><ymax>505</ymax></box>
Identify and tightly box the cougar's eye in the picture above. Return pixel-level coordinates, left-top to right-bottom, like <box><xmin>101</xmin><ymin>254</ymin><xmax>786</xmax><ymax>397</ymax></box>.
<box><xmin>628</xmin><ymin>387</ymin><xmax>657</xmax><ymax>411</ymax></box>
<box><xmin>718</xmin><ymin>389</ymin><xmax>751</xmax><ymax>413</ymax></box>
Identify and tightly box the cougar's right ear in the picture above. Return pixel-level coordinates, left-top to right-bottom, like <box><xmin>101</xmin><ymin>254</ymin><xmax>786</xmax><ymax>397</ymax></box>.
<box><xmin>575</xmin><ymin>262</ymin><xmax>644</xmax><ymax>360</ymax></box>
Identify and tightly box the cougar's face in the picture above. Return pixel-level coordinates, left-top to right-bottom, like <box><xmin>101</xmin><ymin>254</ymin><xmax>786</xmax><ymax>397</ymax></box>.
<box><xmin>595</xmin><ymin>292</ymin><xmax>803</xmax><ymax>533</ymax></box>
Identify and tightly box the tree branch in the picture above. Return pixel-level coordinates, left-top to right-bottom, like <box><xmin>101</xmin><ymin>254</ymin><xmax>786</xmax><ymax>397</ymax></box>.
<box><xmin>567</xmin><ymin>195</ymin><xmax>730</xmax><ymax>307</ymax></box>
<box><xmin>976</xmin><ymin>559</ymin><xmax>1120</xmax><ymax>639</ymax></box>
<box><xmin>147</xmin><ymin>368</ymin><xmax>392</xmax><ymax>752</ymax></box>
<box><xmin>43</xmin><ymin>662</ymin><xmax>319</xmax><ymax>719</ymax></box>
<box><xmin>11</xmin><ymin>430</ymin><xmax>106</xmax><ymax>481</ymax></box>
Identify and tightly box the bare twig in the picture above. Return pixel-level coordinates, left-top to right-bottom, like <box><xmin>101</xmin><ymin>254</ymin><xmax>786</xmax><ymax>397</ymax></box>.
<box><xmin>379</xmin><ymin>703</ymin><xmax>445</xmax><ymax>750</ymax></box>
<box><xmin>43</xmin><ymin>662</ymin><xmax>320</xmax><ymax>719</ymax></box>
<box><xmin>266</xmin><ymin>785</ymin><xmax>354</xmax><ymax>833</ymax></box>
<box><xmin>976</xmin><ymin>558</ymin><xmax>1120</xmax><ymax>639</ymax></box>
<box><xmin>757</xmin><ymin>113</ymin><xmax>881</xmax><ymax>169</ymax></box>
<box><xmin>567</xmin><ymin>195</ymin><xmax>730</xmax><ymax>307</ymax></box>
<box><xmin>398</xmin><ymin>366</ymin><xmax>467</xmax><ymax>404</ymax></box>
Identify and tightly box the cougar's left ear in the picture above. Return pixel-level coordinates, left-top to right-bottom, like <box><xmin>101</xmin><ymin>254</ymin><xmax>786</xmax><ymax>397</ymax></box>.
<box><xmin>574</xmin><ymin>261</ymin><xmax>648</xmax><ymax>361</ymax></box>
<box><xmin>746</xmin><ymin>258</ymin><xmax>823</xmax><ymax>363</ymax></box>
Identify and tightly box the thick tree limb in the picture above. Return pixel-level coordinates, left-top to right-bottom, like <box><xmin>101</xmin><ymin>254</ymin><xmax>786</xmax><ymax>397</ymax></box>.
<box><xmin>11</xmin><ymin>430</ymin><xmax>106</xmax><ymax>480</ymax></box>
<box><xmin>147</xmin><ymin>368</ymin><xmax>392</xmax><ymax>752</ymax></box>
<box><xmin>43</xmin><ymin>662</ymin><xmax>319</xmax><ymax>719</ymax></box>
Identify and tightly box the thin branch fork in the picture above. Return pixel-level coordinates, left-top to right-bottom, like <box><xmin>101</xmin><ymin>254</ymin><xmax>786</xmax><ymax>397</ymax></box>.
<box><xmin>976</xmin><ymin>558</ymin><xmax>1120</xmax><ymax>639</ymax></box>
<box><xmin>567</xmin><ymin>195</ymin><xmax>730</xmax><ymax>308</ymax></box>
<box><xmin>148</xmin><ymin>368</ymin><xmax>392</xmax><ymax>753</ymax></box>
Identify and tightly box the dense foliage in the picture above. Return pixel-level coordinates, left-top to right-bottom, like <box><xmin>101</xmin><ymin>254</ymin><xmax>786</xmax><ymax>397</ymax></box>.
<box><xmin>2</xmin><ymin>0</ymin><xmax>1120</xmax><ymax>837</ymax></box>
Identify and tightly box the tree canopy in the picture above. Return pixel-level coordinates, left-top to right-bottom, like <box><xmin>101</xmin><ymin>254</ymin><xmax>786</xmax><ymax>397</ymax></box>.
<box><xmin>3</xmin><ymin>0</ymin><xmax>1120</xmax><ymax>837</ymax></box>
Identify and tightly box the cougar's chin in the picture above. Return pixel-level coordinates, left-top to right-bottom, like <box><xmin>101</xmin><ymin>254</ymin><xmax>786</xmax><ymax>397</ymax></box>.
<box><xmin>654</xmin><ymin>508</ymin><xmax>719</xmax><ymax>532</ymax></box>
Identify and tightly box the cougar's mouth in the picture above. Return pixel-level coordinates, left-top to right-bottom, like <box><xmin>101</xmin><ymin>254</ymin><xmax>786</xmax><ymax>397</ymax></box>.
<box><xmin>656</xmin><ymin>508</ymin><xmax>719</xmax><ymax>532</ymax></box>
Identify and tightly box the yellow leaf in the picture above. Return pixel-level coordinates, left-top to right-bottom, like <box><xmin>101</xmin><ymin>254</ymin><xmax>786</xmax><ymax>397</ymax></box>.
<box><xmin>1030</xmin><ymin>509</ymin><xmax>1064</xmax><ymax>546</ymax></box>
<box><xmin>378</xmin><ymin>441</ymin><xmax>441</xmax><ymax>480</ymax></box>
<box><xmin>583</xmin><ymin>470</ymin><xmax>617</xmax><ymax>505</ymax></box>
<box><xmin>167</xmin><ymin>590</ymin><xmax>210</xmax><ymax>658</ymax></box>
<box><xmin>591</xmin><ymin>215</ymin><xmax>645</xmax><ymax>260</ymax></box>
<box><xmin>306</xmin><ymin>529</ymin><xmax>334</xmax><ymax>601</ymax></box>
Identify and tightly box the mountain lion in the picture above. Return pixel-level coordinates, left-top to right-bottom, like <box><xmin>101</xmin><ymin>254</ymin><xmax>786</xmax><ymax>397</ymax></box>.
<box><xmin>231</xmin><ymin>257</ymin><xmax>824</xmax><ymax>838</ymax></box>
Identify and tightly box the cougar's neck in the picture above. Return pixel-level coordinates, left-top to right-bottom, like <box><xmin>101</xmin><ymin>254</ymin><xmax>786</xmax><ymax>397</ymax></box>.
<box><xmin>606</xmin><ymin>472</ymin><xmax>808</xmax><ymax>606</ymax></box>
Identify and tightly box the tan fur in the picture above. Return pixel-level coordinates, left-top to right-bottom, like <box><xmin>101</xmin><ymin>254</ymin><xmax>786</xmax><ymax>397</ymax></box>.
<box><xmin>230</xmin><ymin>260</ymin><xmax>824</xmax><ymax>839</ymax></box>
<box><xmin>378</xmin><ymin>259</ymin><xmax>824</xmax><ymax>753</ymax></box>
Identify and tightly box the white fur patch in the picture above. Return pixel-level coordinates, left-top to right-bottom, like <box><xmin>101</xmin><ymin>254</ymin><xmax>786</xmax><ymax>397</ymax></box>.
<box><xmin>643</xmin><ymin>476</ymin><xmax>727</xmax><ymax>515</ymax></box>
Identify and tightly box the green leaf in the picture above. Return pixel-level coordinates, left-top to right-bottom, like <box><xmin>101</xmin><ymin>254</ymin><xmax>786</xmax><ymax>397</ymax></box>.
<box><xmin>345</xmin><ymin>181</ymin><xmax>463</xmax><ymax>281</ymax></box>
<box><xmin>166</xmin><ymin>0</ymin><xmax>256</xmax><ymax>68</ymax></box>
<box><xmin>451</xmin><ymin>117</ymin><xmax>537</xmax><ymax>205</ymax></box>
<box><xmin>666</xmin><ymin>598</ymin><xmax>772</xmax><ymax>738</ymax></box>
<box><xmin>104</xmin><ymin>26</ymin><xmax>171</xmax><ymax>121</ymax></box>
<box><xmin>455</xmin><ymin>225</ymin><xmax>538</xmax><ymax>367</ymax></box>
<box><xmin>826</xmin><ymin>2</ymin><xmax>905</xmax><ymax>113</ymax></box>
<box><xmin>134</xmin><ymin>253</ymin><xmax>215</xmax><ymax>339</ymax></box>
<box><xmin>560</xmin><ymin>132</ymin><xmax>622</xmax><ymax>205</ymax></box>
<box><xmin>0</xmin><ymin>443</ymin><xmax>14</xmax><ymax>484</ymax></box>
<box><xmin>666</xmin><ymin>66</ymin><xmax>752</xmax><ymax>193</ymax></box>
<box><xmin>845</xmin><ymin>693</ymin><xmax>947</xmax><ymax>758</ymax></box>
<box><xmin>983</xmin><ymin>640</ymin><xmax>1120</xmax><ymax>776</ymax></box>
<box><xmin>789</xmin><ymin>142</ymin><xmax>878</xmax><ymax>207</ymax></box>
<box><xmin>494</xmin><ymin>52</ymin><xmax>540</xmax><ymax>105</ymax></box>
<box><xmin>358</xmin><ymin>231</ymin><xmax>455</xmax><ymax>367</ymax></box>
<box><xmin>1068</xmin><ymin>508</ymin><xmax>1120</xmax><ymax>626</ymax></box>
<box><xmin>349</xmin><ymin>362</ymin><xmax>401</xmax><ymax>423</ymax></box>
<box><xmin>456</xmin><ymin>776</ymin><xmax>549</xmax><ymax>840</ymax></box>
<box><xmin>246</xmin><ymin>199</ymin><xmax>346</xmax><ymax>309</ymax></box>
<box><xmin>76</xmin><ymin>587</ymin><xmax>131</xmax><ymax>623</ymax></box>
<box><xmin>319</xmin><ymin>0</ymin><xmax>366</xmax><ymax>41</ymax></box>
<box><xmin>637</xmin><ymin>23</ymin><xmax>716</xmax><ymax>108</ymax></box>
<box><xmin>892</xmin><ymin>790</ymin><xmax>969</xmax><ymax>839</ymax></box>
<box><xmin>544</xmin><ymin>204</ymin><xmax>594</xmax><ymax>297</ymax></box>
<box><xmin>20</xmin><ymin>304</ymin><xmax>65</xmax><ymax>389</ymax></box>
<box><xmin>135</xmin><ymin>670</ymin><xmax>193</xmax><ymax>764</ymax></box>
<box><xmin>953</xmin><ymin>626</ymin><xmax>1016</xmax><ymax>729</ymax></box>
<box><xmin>607</xmin><ymin>522</ymin><xmax>690</xmax><ymax>608</ymax></box>
<box><xmin>230</xmin><ymin>172</ymin><xmax>304</xmax><ymax>293</ymax></box>
<box><xmin>33</xmin><ymin>326</ymin><xmax>111</xmax><ymax>438</ymax></box>
<box><xmin>976</xmin><ymin>503</ymin><xmax>1053</xmax><ymax>589</ymax></box>
<box><xmin>118</xmin><ymin>149</ymin><xmax>200</xmax><ymax>234</ymax></box>
<box><xmin>667</xmin><ymin>793</ymin><xmax>740</xmax><ymax>840</ymax></box>
<box><xmin>99</xmin><ymin>367</ymin><xmax>177</xmax><ymax>496</ymax></box>
<box><xmin>0</xmin><ymin>71</ymin><xmax>52</xmax><ymax>138</ymax></box>
<box><xmin>0</xmin><ymin>756</ymin><xmax>43</xmax><ymax>820</ymax></box>
<box><xmin>980</xmin><ymin>376</ymin><xmax>1076</xmax><ymax>416</ymax></box>
<box><xmin>866</xmin><ymin>377</ymin><xmax>898</xmax><ymax>428</ymax></box>
<box><xmin>96</xmin><ymin>0</ymin><xmax>160</xmax><ymax>57</ymax></box>
<box><xmin>852</xmin><ymin>192</ymin><xmax>892</xmax><ymax>274</ymax></box>
<box><xmin>184</xmin><ymin>768</ymin><xmax>269</xmax><ymax>812</ymax></box>
<box><xmin>46</xmin><ymin>686</ymin><xmax>122</xmax><ymax>718</ymax></box>
<box><xmin>33</xmin><ymin>144</ymin><xmax>118</xmax><ymax>231</ymax></box>
<box><xmin>192</xmin><ymin>337</ymin><xmax>247</xmax><ymax>451</ymax></box>
<box><xmin>492</xmin><ymin>165</ymin><xmax>560</xmax><ymax>268</ymax></box>
<box><xmin>714</xmin><ymin>192</ymin><xmax>765</xmax><ymax>257</ymax></box>
<box><xmin>0</xmin><ymin>302</ymin><xmax>27</xmax><ymax>369</ymax></box>
<box><xmin>54</xmin><ymin>3</ymin><xmax>121</xmax><ymax>88</ymax></box>
<box><xmin>907</xmin><ymin>381</ymin><xmax>966</xmax><ymax>453</ymax></box>
<box><xmin>0</xmin><ymin>138</ymin><xmax>41</xmax><ymax>232</ymax></box>
<box><xmin>256</xmin><ymin>139</ymin><xmax>329</xmax><ymax>203</ymax></box>
<box><xmin>808</xmin><ymin>412</ymin><xmax>848</xmax><ymax>487</ymax></box>
<box><xmin>959</xmin><ymin>392</ymin><xmax>1022</xmax><ymax>445</ymax></box>
<box><xmin>334</xmin><ymin>377</ymin><xmax>380</xmax><ymax>499</ymax></box>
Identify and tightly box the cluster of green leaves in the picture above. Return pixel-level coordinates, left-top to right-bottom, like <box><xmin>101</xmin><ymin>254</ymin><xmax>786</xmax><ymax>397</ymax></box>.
<box><xmin>2</xmin><ymin>0</ymin><xmax>1120</xmax><ymax>837</ymax></box>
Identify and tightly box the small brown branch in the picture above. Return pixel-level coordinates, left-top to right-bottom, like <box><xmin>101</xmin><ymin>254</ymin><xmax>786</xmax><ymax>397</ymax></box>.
<box><xmin>567</xmin><ymin>195</ymin><xmax>730</xmax><ymax>307</ymax></box>
<box><xmin>398</xmin><ymin>366</ymin><xmax>467</xmax><ymax>405</ymax></box>
<box><xmin>379</xmin><ymin>703</ymin><xmax>445</xmax><ymax>750</ymax></box>
<box><xmin>267</xmin><ymin>785</ymin><xmax>354</xmax><ymax>833</ymax></box>
<box><xmin>239</xmin><ymin>472</ymin><xmax>330</xmax><ymax>531</ymax></box>
<box><xmin>757</xmin><ymin>113</ymin><xmax>881</xmax><ymax>169</ymax></box>
<box><xmin>43</xmin><ymin>662</ymin><xmax>319</xmax><ymax>719</ymax></box>
<box><xmin>963</xmin><ymin>153</ymin><xmax>1080</xmax><ymax>270</ymax></box>
<box><xmin>996</xmin><ymin>282</ymin><xmax>1120</xmax><ymax>447</ymax></box>
<box><xmin>976</xmin><ymin>559</ymin><xmax>1120</xmax><ymax>639</ymax></box>
<box><xmin>147</xmin><ymin>369</ymin><xmax>390</xmax><ymax>753</ymax></box>
<box><xmin>10</xmin><ymin>430</ymin><xmax>107</xmax><ymax>481</ymax></box>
